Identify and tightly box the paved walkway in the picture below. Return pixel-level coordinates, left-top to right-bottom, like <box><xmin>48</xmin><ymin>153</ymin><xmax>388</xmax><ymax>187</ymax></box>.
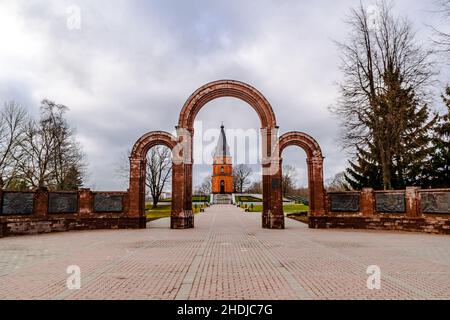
<box><xmin>0</xmin><ymin>205</ymin><xmax>449</xmax><ymax>300</ymax></box>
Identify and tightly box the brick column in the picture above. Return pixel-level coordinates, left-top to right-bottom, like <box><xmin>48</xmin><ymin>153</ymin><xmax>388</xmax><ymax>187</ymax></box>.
<box><xmin>34</xmin><ymin>187</ymin><xmax>48</xmax><ymax>218</ymax></box>
<box><xmin>262</xmin><ymin>166</ymin><xmax>270</xmax><ymax>228</ymax></box>
<box><xmin>79</xmin><ymin>188</ymin><xmax>92</xmax><ymax>217</ymax></box>
<box><xmin>128</xmin><ymin>157</ymin><xmax>145</xmax><ymax>218</ymax></box>
<box><xmin>308</xmin><ymin>156</ymin><xmax>326</xmax><ymax>217</ymax></box>
<box><xmin>269</xmin><ymin>158</ymin><xmax>285</xmax><ymax>229</ymax></box>
<box><xmin>171</xmin><ymin>163</ymin><xmax>193</xmax><ymax>229</ymax></box>
<box><xmin>405</xmin><ymin>187</ymin><xmax>420</xmax><ymax>217</ymax></box>
<box><xmin>171</xmin><ymin>163</ymin><xmax>184</xmax><ymax>215</ymax></box>
<box><xmin>261</xmin><ymin>127</ymin><xmax>284</xmax><ymax>229</ymax></box>
<box><xmin>361</xmin><ymin>188</ymin><xmax>374</xmax><ymax>216</ymax></box>
<box><xmin>0</xmin><ymin>189</ymin><xmax>2</xmax><ymax>214</ymax></box>
<box><xmin>173</xmin><ymin>127</ymin><xmax>194</xmax><ymax>229</ymax></box>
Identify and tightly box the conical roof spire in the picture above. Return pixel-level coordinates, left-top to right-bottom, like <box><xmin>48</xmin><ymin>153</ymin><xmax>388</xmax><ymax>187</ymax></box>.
<box><xmin>214</xmin><ymin>123</ymin><xmax>231</xmax><ymax>157</ymax></box>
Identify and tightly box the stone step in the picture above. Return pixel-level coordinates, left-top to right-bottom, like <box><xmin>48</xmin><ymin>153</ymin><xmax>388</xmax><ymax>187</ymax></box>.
<box><xmin>213</xmin><ymin>194</ymin><xmax>233</xmax><ymax>205</ymax></box>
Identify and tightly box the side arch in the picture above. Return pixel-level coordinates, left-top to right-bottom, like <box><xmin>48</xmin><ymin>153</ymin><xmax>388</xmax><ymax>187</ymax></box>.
<box><xmin>278</xmin><ymin>132</ymin><xmax>323</xmax><ymax>159</ymax></box>
<box><xmin>128</xmin><ymin>131</ymin><xmax>192</xmax><ymax>229</ymax></box>
<box><xmin>278</xmin><ymin>132</ymin><xmax>326</xmax><ymax>216</ymax></box>
<box><xmin>131</xmin><ymin>131</ymin><xmax>178</xmax><ymax>159</ymax></box>
<box><xmin>178</xmin><ymin>80</ymin><xmax>278</xmax><ymax>130</ymax></box>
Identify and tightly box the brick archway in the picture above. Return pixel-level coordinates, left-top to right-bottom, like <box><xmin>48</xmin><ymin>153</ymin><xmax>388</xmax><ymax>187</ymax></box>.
<box><xmin>128</xmin><ymin>81</ymin><xmax>326</xmax><ymax>230</ymax></box>
<box><xmin>178</xmin><ymin>80</ymin><xmax>278</xmax><ymax>130</ymax></box>
<box><xmin>177</xmin><ymin>80</ymin><xmax>284</xmax><ymax>229</ymax></box>
<box><xmin>129</xmin><ymin>131</ymin><xmax>193</xmax><ymax>229</ymax></box>
<box><xmin>277</xmin><ymin>132</ymin><xmax>326</xmax><ymax>216</ymax></box>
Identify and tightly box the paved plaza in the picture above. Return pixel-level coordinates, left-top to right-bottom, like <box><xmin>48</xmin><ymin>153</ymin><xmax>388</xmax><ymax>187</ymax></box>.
<box><xmin>0</xmin><ymin>205</ymin><xmax>449</xmax><ymax>300</ymax></box>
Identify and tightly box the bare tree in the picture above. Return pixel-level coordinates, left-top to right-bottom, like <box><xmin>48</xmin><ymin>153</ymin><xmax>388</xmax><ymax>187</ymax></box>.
<box><xmin>0</xmin><ymin>102</ymin><xmax>27</xmax><ymax>188</ymax></box>
<box><xmin>326</xmin><ymin>172</ymin><xmax>350</xmax><ymax>192</ymax></box>
<box><xmin>246</xmin><ymin>180</ymin><xmax>262</xmax><ymax>194</ymax></box>
<box><xmin>290</xmin><ymin>187</ymin><xmax>309</xmax><ymax>199</ymax></box>
<box><xmin>282</xmin><ymin>165</ymin><xmax>297</xmax><ymax>197</ymax></box>
<box><xmin>332</xmin><ymin>1</ymin><xmax>436</xmax><ymax>190</ymax></box>
<box><xmin>233</xmin><ymin>164</ymin><xmax>252</xmax><ymax>193</ymax></box>
<box><xmin>432</xmin><ymin>0</ymin><xmax>450</xmax><ymax>54</ymax></box>
<box><xmin>115</xmin><ymin>149</ymin><xmax>132</xmax><ymax>185</ymax></box>
<box><xmin>17</xmin><ymin>100</ymin><xmax>85</xmax><ymax>190</ymax></box>
<box><xmin>117</xmin><ymin>146</ymin><xmax>172</xmax><ymax>207</ymax></box>
<box><xmin>196</xmin><ymin>175</ymin><xmax>212</xmax><ymax>196</ymax></box>
<box><xmin>146</xmin><ymin>146</ymin><xmax>172</xmax><ymax>208</ymax></box>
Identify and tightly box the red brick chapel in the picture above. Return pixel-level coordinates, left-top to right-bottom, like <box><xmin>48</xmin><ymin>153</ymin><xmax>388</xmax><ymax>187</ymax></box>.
<box><xmin>211</xmin><ymin>124</ymin><xmax>234</xmax><ymax>194</ymax></box>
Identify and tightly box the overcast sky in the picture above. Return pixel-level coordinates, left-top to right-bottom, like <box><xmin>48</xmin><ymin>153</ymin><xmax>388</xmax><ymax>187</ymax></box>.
<box><xmin>0</xmin><ymin>0</ymin><xmax>448</xmax><ymax>191</ymax></box>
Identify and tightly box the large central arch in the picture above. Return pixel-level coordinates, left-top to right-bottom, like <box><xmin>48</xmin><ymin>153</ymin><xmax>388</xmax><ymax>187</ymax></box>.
<box><xmin>178</xmin><ymin>80</ymin><xmax>278</xmax><ymax>130</ymax></box>
<box><xmin>177</xmin><ymin>80</ymin><xmax>284</xmax><ymax>229</ymax></box>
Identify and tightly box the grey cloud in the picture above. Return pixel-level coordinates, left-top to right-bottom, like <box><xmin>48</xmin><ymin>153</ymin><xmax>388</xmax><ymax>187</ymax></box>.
<box><xmin>0</xmin><ymin>0</ymin><xmax>447</xmax><ymax>191</ymax></box>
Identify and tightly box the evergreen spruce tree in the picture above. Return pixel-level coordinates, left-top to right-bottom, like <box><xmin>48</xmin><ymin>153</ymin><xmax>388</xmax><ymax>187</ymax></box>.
<box><xmin>345</xmin><ymin>144</ymin><xmax>383</xmax><ymax>190</ymax></box>
<box><xmin>346</xmin><ymin>69</ymin><xmax>437</xmax><ymax>190</ymax></box>
<box><xmin>335</xmin><ymin>2</ymin><xmax>436</xmax><ymax>190</ymax></box>
<box><xmin>426</xmin><ymin>87</ymin><xmax>450</xmax><ymax>188</ymax></box>
<box><xmin>57</xmin><ymin>165</ymin><xmax>84</xmax><ymax>191</ymax></box>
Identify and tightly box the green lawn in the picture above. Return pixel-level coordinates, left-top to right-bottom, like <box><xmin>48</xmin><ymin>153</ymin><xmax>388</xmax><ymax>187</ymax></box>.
<box><xmin>235</xmin><ymin>196</ymin><xmax>263</xmax><ymax>203</ymax></box>
<box><xmin>146</xmin><ymin>204</ymin><xmax>205</xmax><ymax>220</ymax></box>
<box><xmin>146</xmin><ymin>203</ymin><xmax>310</xmax><ymax>221</ymax></box>
<box><xmin>146</xmin><ymin>204</ymin><xmax>171</xmax><ymax>220</ymax></box>
<box><xmin>239</xmin><ymin>203</ymin><xmax>309</xmax><ymax>215</ymax></box>
<box><xmin>283</xmin><ymin>204</ymin><xmax>309</xmax><ymax>214</ymax></box>
<box><xmin>159</xmin><ymin>195</ymin><xmax>210</xmax><ymax>203</ymax></box>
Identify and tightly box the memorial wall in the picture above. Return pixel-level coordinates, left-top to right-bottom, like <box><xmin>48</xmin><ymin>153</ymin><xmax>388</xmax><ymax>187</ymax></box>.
<box><xmin>1</xmin><ymin>186</ymin><xmax>449</xmax><ymax>238</ymax></box>
<box><xmin>309</xmin><ymin>188</ymin><xmax>450</xmax><ymax>234</ymax></box>
<box><xmin>0</xmin><ymin>188</ymin><xmax>145</xmax><ymax>238</ymax></box>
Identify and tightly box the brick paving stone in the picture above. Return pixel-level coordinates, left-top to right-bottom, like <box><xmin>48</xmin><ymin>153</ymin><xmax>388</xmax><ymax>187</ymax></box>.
<box><xmin>0</xmin><ymin>205</ymin><xmax>449</xmax><ymax>300</ymax></box>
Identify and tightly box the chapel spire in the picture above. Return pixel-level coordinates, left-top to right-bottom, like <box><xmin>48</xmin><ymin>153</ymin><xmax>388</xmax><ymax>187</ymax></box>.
<box><xmin>213</xmin><ymin>123</ymin><xmax>231</xmax><ymax>158</ymax></box>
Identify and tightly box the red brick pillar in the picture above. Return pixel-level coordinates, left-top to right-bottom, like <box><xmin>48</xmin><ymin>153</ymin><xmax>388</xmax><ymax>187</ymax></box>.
<box><xmin>307</xmin><ymin>159</ymin><xmax>315</xmax><ymax>216</ymax></box>
<box><xmin>361</xmin><ymin>188</ymin><xmax>374</xmax><ymax>216</ymax></box>
<box><xmin>269</xmin><ymin>158</ymin><xmax>285</xmax><ymax>229</ymax></box>
<box><xmin>262</xmin><ymin>127</ymin><xmax>284</xmax><ymax>229</ymax></box>
<box><xmin>172</xmin><ymin>127</ymin><xmax>194</xmax><ymax>229</ymax></box>
<box><xmin>262</xmin><ymin>165</ymin><xmax>270</xmax><ymax>228</ymax></box>
<box><xmin>34</xmin><ymin>187</ymin><xmax>49</xmax><ymax>218</ymax></box>
<box><xmin>79</xmin><ymin>188</ymin><xmax>92</xmax><ymax>217</ymax></box>
<box><xmin>406</xmin><ymin>187</ymin><xmax>420</xmax><ymax>217</ymax></box>
<box><xmin>261</xmin><ymin>127</ymin><xmax>271</xmax><ymax>228</ymax></box>
<box><xmin>128</xmin><ymin>157</ymin><xmax>145</xmax><ymax>218</ymax></box>
<box><xmin>171</xmin><ymin>162</ymin><xmax>193</xmax><ymax>229</ymax></box>
<box><xmin>171</xmin><ymin>163</ymin><xmax>184</xmax><ymax>216</ymax></box>
<box><xmin>308</xmin><ymin>156</ymin><xmax>326</xmax><ymax>217</ymax></box>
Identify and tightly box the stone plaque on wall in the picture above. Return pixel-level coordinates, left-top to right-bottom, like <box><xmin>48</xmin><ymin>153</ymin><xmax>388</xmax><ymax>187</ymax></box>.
<box><xmin>329</xmin><ymin>194</ymin><xmax>360</xmax><ymax>212</ymax></box>
<box><xmin>272</xmin><ymin>178</ymin><xmax>280</xmax><ymax>190</ymax></box>
<box><xmin>421</xmin><ymin>192</ymin><xmax>450</xmax><ymax>214</ymax></box>
<box><xmin>48</xmin><ymin>193</ymin><xmax>78</xmax><ymax>214</ymax></box>
<box><xmin>1</xmin><ymin>192</ymin><xmax>34</xmax><ymax>215</ymax></box>
<box><xmin>375</xmin><ymin>193</ymin><xmax>406</xmax><ymax>213</ymax></box>
<box><xmin>93</xmin><ymin>194</ymin><xmax>123</xmax><ymax>213</ymax></box>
